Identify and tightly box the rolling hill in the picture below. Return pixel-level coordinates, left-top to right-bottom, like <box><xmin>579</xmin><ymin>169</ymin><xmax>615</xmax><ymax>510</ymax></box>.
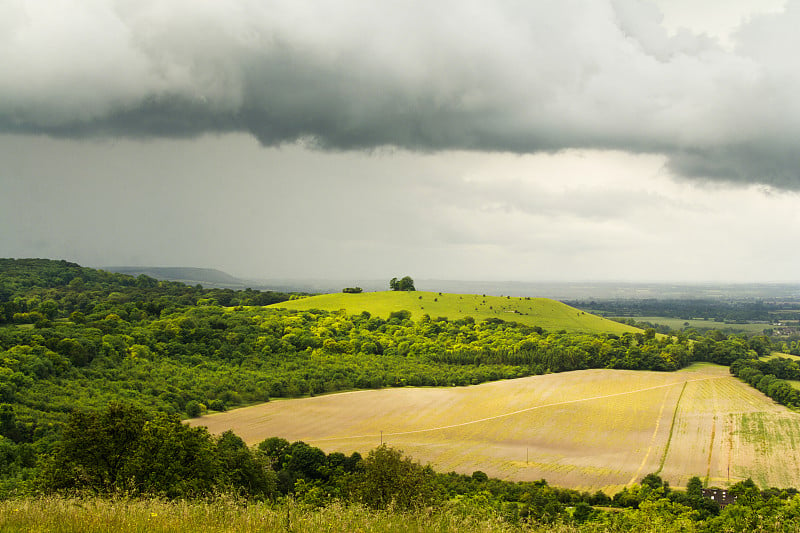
<box><xmin>104</xmin><ymin>266</ymin><xmax>250</xmax><ymax>288</ymax></box>
<box><xmin>269</xmin><ymin>291</ymin><xmax>641</xmax><ymax>335</ymax></box>
<box><xmin>195</xmin><ymin>363</ymin><xmax>800</xmax><ymax>493</ymax></box>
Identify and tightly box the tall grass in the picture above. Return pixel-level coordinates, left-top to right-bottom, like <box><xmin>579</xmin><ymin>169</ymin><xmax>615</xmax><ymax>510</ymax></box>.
<box><xmin>0</xmin><ymin>496</ymin><xmax>525</xmax><ymax>533</ymax></box>
<box><xmin>17</xmin><ymin>496</ymin><xmax>797</xmax><ymax>533</ymax></box>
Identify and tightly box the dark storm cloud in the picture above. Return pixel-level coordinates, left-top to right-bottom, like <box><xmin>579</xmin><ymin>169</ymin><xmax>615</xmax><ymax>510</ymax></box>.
<box><xmin>3</xmin><ymin>0</ymin><xmax>800</xmax><ymax>188</ymax></box>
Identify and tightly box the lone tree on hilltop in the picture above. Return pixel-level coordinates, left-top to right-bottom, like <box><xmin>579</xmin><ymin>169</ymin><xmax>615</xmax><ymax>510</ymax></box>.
<box><xmin>389</xmin><ymin>276</ymin><xmax>415</xmax><ymax>291</ymax></box>
<box><xmin>342</xmin><ymin>287</ymin><xmax>363</xmax><ymax>294</ymax></box>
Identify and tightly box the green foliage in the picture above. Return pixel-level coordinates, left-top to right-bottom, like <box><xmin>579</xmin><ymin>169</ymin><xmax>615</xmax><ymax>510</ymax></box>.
<box><xmin>185</xmin><ymin>400</ymin><xmax>202</xmax><ymax>418</ymax></box>
<box><xmin>216</xmin><ymin>431</ymin><xmax>276</xmax><ymax>497</ymax></box>
<box><xmin>353</xmin><ymin>444</ymin><xmax>441</xmax><ymax>510</ymax></box>
<box><xmin>731</xmin><ymin>358</ymin><xmax>800</xmax><ymax>408</ymax></box>
<box><xmin>342</xmin><ymin>287</ymin><xmax>363</xmax><ymax>293</ymax></box>
<box><xmin>37</xmin><ymin>404</ymin><xmax>218</xmax><ymax>497</ymax></box>
<box><xmin>0</xmin><ymin>258</ymin><xmax>298</xmax><ymax>326</ymax></box>
<box><xmin>35</xmin><ymin>404</ymin><xmax>280</xmax><ymax>499</ymax></box>
<box><xmin>274</xmin><ymin>290</ymin><xmax>640</xmax><ymax>335</ymax></box>
<box><xmin>389</xmin><ymin>276</ymin><xmax>415</xmax><ymax>291</ymax></box>
<box><xmin>0</xmin><ymin>259</ymin><xmax>761</xmax><ymax>492</ymax></box>
<box><xmin>16</xmin><ymin>416</ymin><xmax>800</xmax><ymax>531</ymax></box>
<box><xmin>1</xmin><ymin>258</ymin><xmax>792</xmax><ymax>517</ymax></box>
<box><xmin>573</xmin><ymin>298</ymin><xmax>774</xmax><ymax>324</ymax></box>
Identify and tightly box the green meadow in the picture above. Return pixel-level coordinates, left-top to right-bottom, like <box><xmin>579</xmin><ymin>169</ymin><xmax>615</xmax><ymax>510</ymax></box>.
<box><xmin>613</xmin><ymin>316</ymin><xmax>770</xmax><ymax>335</ymax></box>
<box><xmin>270</xmin><ymin>291</ymin><xmax>640</xmax><ymax>335</ymax></box>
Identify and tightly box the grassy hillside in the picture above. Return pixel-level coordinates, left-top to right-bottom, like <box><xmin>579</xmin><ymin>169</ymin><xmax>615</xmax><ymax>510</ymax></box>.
<box><xmin>270</xmin><ymin>291</ymin><xmax>640</xmax><ymax>335</ymax></box>
<box><xmin>196</xmin><ymin>363</ymin><xmax>800</xmax><ymax>493</ymax></box>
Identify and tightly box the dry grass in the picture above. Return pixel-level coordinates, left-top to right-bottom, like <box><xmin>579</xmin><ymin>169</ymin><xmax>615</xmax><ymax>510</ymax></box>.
<box><xmin>658</xmin><ymin>365</ymin><xmax>800</xmax><ymax>489</ymax></box>
<box><xmin>192</xmin><ymin>363</ymin><xmax>800</xmax><ymax>492</ymax></box>
<box><xmin>0</xmin><ymin>496</ymin><xmax>522</xmax><ymax>533</ymax></box>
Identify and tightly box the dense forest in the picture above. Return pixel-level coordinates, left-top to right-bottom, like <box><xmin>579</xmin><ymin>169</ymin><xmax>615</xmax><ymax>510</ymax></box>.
<box><xmin>2</xmin><ymin>259</ymin><xmax>797</xmax><ymax>530</ymax></box>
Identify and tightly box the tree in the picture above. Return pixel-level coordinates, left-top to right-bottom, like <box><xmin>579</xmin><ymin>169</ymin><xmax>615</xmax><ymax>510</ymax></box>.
<box><xmin>342</xmin><ymin>287</ymin><xmax>363</xmax><ymax>294</ymax></box>
<box><xmin>686</xmin><ymin>476</ymin><xmax>703</xmax><ymax>498</ymax></box>
<box><xmin>389</xmin><ymin>276</ymin><xmax>415</xmax><ymax>291</ymax></box>
<box><xmin>38</xmin><ymin>403</ymin><xmax>148</xmax><ymax>492</ymax></box>
<box><xmin>216</xmin><ymin>430</ymin><xmax>276</xmax><ymax>498</ymax></box>
<box><xmin>37</xmin><ymin>403</ymin><xmax>222</xmax><ymax>498</ymax></box>
<box><xmin>352</xmin><ymin>444</ymin><xmax>441</xmax><ymax>510</ymax></box>
<box><xmin>124</xmin><ymin>412</ymin><xmax>220</xmax><ymax>498</ymax></box>
<box><xmin>399</xmin><ymin>276</ymin><xmax>415</xmax><ymax>291</ymax></box>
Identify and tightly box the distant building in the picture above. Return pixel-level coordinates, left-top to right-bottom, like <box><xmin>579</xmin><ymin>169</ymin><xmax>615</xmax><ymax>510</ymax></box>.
<box><xmin>702</xmin><ymin>488</ymin><xmax>737</xmax><ymax>508</ymax></box>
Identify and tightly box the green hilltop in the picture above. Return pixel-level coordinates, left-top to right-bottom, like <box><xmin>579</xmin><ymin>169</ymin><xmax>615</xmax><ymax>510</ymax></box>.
<box><xmin>269</xmin><ymin>291</ymin><xmax>641</xmax><ymax>335</ymax></box>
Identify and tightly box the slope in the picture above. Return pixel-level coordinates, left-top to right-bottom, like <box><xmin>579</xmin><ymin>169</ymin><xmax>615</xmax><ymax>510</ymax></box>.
<box><xmin>269</xmin><ymin>291</ymin><xmax>640</xmax><ymax>335</ymax></box>
<box><xmin>195</xmin><ymin>363</ymin><xmax>800</xmax><ymax>493</ymax></box>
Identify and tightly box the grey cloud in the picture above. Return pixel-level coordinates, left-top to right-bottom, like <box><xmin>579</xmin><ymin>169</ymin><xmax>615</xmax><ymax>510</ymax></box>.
<box><xmin>667</xmin><ymin>144</ymin><xmax>800</xmax><ymax>189</ymax></box>
<box><xmin>3</xmin><ymin>1</ymin><xmax>800</xmax><ymax>188</ymax></box>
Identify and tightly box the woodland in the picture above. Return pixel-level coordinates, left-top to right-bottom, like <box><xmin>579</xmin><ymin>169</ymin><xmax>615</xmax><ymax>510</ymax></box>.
<box><xmin>1</xmin><ymin>258</ymin><xmax>798</xmax><ymax>531</ymax></box>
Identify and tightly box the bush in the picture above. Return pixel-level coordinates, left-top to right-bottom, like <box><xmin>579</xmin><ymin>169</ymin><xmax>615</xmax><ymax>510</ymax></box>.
<box><xmin>185</xmin><ymin>400</ymin><xmax>202</xmax><ymax>418</ymax></box>
<box><xmin>352</xmin><ymin>445</ymin><xmax>442</xmax><ymax>510</ymax></box>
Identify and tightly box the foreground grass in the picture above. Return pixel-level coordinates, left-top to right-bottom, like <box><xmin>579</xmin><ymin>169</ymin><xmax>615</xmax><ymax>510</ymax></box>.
<box><xmin>0</xmin><ymin>497</ymin><xmax>522</xmax><ymax>533</ymax></box>
<box><xmin>0</xmin><ymin>496</ymin><xmax>706</xmax><ymax>533</ymax></box>
<box><xmin>7</xmin><ymin>496</ymin><xmax>800</xmax><ymax>533</ymax></box>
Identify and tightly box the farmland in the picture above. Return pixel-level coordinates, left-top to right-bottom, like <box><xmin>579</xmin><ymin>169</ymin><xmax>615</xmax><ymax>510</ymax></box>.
<box><xmin>610</xmin><ymin>316</ymin><xmax>770</xmax><ymax>335</ymax></box>
<box><xmin>195</xmin><ymin>363</ymin><xmax>800</xmax><ymax>493</ymax></box>
<box><xmin>269</xmin><ymin>291</ymin><xmax>640</xmax><ymax>335</ymax></box>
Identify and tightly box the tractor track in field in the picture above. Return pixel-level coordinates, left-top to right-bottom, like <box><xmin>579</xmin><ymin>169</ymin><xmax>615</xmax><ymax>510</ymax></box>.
<box><xmin>307</xmin><ymin>376</ymin><xmax>725</xmax><ymax>443</ymax></box>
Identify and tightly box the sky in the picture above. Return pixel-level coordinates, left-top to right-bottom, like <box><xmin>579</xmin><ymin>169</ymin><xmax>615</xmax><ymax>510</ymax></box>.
<box><xmin>2</xmin><ymin>0</ymin><xmax>799</xmax><ymax>283</ymax></box>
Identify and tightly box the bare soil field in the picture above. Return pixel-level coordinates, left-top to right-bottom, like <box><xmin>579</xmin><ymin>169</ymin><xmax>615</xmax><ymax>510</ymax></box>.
<box><xmin>193</xmin><ymin>363</ymin><xmax>800</xmax><ymax>492</ymax></box>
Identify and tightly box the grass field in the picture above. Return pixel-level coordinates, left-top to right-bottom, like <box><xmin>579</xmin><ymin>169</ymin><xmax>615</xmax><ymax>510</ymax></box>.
<box><xmin>0</xmin><ymin>496</ymin><xmax>706</xmax><ymax>533</ymax></box>
<box><xmin>765</xmin><ymin>352</ymin><xmax>800</xmax><ymax>361</ymax></box>
<box><xmin>269</xmin><ymin>291</ymin><xmax>640</xmax><ymax>335</ymax></box>
<box><xmin>608</xmin><ymin>316</ymin><xmax>769</xmax><ymax>334</ymax></box>
<box><xmin>0</xmin><ymin>497</ymin><xmax>521</xmax><ymax>533</ymax></box>
<box><xmin>194</xmin><ymin>363</ymin><xmax>800</xmax><ymax>493</ymax></box>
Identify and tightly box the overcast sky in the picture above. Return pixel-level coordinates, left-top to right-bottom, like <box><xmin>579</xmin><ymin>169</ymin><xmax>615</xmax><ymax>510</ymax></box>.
<box><xmin>2</xmin><ymin>0</ymin><xmax>799</xmax><ymax>283</ymax></box>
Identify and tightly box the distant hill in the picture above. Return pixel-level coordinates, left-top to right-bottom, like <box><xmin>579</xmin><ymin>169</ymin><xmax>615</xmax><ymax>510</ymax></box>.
<box><xmin>269</xmin><ymin>291</ymin><xmax>641</xmax><ymax>335</ymax></box>
<box><xmin>104</xmin><ymin>266</ymin><xmax>250</xmax><ymax>288</ymax></box>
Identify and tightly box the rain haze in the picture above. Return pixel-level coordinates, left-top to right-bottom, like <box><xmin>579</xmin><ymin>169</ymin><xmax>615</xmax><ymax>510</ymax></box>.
<box><xmin>2</xmin><ymin>0</ymin><xmax>798</xmax><ymax>283</ymax></box>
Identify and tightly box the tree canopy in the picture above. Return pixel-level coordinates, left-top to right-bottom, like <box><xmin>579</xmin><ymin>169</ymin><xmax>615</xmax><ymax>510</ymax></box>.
<box><xmin>389</xmin><ymin>276</ymin><xmax>415</xmax><ymax>291</ymax></box>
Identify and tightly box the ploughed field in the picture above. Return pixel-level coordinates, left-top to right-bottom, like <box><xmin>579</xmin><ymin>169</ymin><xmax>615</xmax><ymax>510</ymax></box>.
<box><xmin>194</xmin><ymin>363</ymin><xmax>800</xmax><ymax>493</ymax></box>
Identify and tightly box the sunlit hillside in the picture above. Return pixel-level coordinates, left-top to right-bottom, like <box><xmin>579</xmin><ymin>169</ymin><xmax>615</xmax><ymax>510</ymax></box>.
<box><xmin>269</xmin><ymin>291</ymin><xmax>641</xmax><ymax>335</ymax></box>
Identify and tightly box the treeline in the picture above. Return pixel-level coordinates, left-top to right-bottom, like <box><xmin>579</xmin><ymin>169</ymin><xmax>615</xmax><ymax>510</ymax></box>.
<box><xmin>568</xmin><ymin>298</ymin><xmax>775</xmax><ymax>323</ymax></box>
<box><xmin>730</xmin><ymin>357</ymin><xmax>800</xmax><ymax>408</ymax></box>
<box><xmin>1</xmin><ymin>304</ymin><xmax>760</xmax><ymax>425</ymax></box>
<box><xmin>27</xmin><ymin>403</ymin><xmax>800</xmax><ymax>531</ymax></box>
<box><xmin>0</xmin><ymin>258</ymin><xmax>299</xmax><ymax>326</ymax></box>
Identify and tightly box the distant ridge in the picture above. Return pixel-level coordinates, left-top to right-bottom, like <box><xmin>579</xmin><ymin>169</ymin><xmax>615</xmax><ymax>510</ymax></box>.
<box><xmin>104</xmin><ymin>266</ymin><xmax>249</xmax><ymax>289</ymax></box>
